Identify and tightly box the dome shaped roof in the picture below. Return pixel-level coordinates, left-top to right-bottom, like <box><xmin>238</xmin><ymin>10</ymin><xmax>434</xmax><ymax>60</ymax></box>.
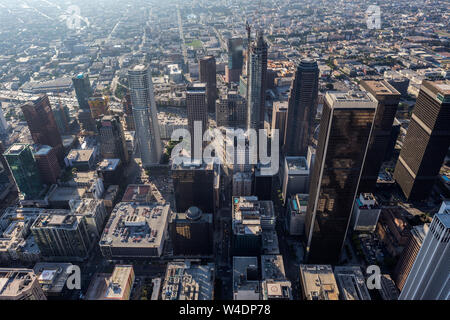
<box><xmin>186</xmin><ymin>206</ymin><xmax>202</xmax><ymax>220</ymax></box>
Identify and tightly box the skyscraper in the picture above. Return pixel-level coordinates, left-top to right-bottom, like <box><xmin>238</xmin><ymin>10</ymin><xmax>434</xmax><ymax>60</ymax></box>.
<box><xmin>72</xmin><ymin>73</ymin><xmax>93</xmax><ymax>110</ymax></box>
<box><xmin>305</xmin><ymin>91</ymin><xmax>377</xmax><ymax>264</ymax></box>
<box><xmin>358</xmin><ymin>80</ymin><xmax>400</xmax><ymax>193</ymax></box>
<box><xmin>399</xmin><ymin>201</ymin><xmax>449</xmax><ymax>300</ymax></box>
<box><xmin>394</xmin><ymin>80</ymin><xmax>450</xmax><ymax>201</ymax></box>
<box><xmin>31</xmin><ymin>144</ymin><xmax>61</xmax><ymax>185</ymax></box>
<box><xmin>3</xmin><ymin>144</ymin><xmax>43</xmax><ymax>200</ymax></box>
<box><xmin>186</xmin><ymin>83</ymin><xmax>208</xmax><ymax>151</ymax></box>
<box><xmin>122</xmin><ymin>92</ymin><xmax>135</xmax><ymax>131</ymax></box>
<box><xmin>72</xmin><ymin>73</ymin><xmax>96</xmax><ymax>133</ymax></box>
<box><xmin>21</xmin><ymin>95</ymin><xmax>64</xmax><ymax>163</ymax></box>
<box><xmin>283</xmin><ymin>59</ymin><xmax>319</xmax><ymax>156</ymax></box>
<box><xmin>52</xmin><ymin>101</ymin><xmax>71</xmax><ymax>135</ymax></box>
<box><xmin>247</xmin><ymin>30</ymin><xmax>268</xmax><ymax>130</ymax></box>
<box><xmin>128</xmin><ymin>64</ymin><xmax>162</xmax><ymax>167</ymax></box>
<box><xmin>199</xmin><ymin>55</ymin><xmax>217</xmax><ymax>113</ymax></box>
<box><xmin>0</xmin><ymin>101</ymin><xmax>9</xmax><ymax>139</ymax></box>
<box><xmin>226</xmin><ymin>38</ymin><xmax>244</xmax><ymax>83</ymax></box>
<box><xmin>97</xmin><ymin>115</ymin><xmax>129</xmax><ymax>164</ymax></box>
<box><xmin>216</xmin><ymin>90</ymin><xmax>247</xmax><ymax>128</ymax></box>
<box><xmin>394</xmin><ymin>224</ymin><xmax>428</xmax><ymax>291</ymax></box>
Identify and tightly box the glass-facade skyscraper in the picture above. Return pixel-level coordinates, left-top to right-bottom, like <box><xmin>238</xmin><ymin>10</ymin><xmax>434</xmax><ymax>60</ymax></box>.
<box><xmin>128</xmin><ymin>64</ymin><xmax>162</xmax><ymax>167</ymax></box>
<box><xmin>394</xmin><ymin>80</ymin><xmax>450</xmax><ymax>201</ymax></box>
<box><xmin>21</xmin><ymin>95</ymin><xmax>64</xmax><ymax>164</ymax></box>
<box><xmin>247</xmin><ymin>30</ymin><xmax>268</xmax><ymax>131</ymax></box>
<box><xmin>358</xmin><ymin>80</ymin><xmax>401</xmax><ymax>193</ymax></box>
<box><xmin>3</xmin><ymin>144</ymin><xmax>43</xmax><ymax>200</ymax></box>
<box><xmin>283</xmin><ymin>59</ymin><xmax>319</xmax><ymax>157</ymax></box>
<box><xmin>305</xmin><ymin>91</ymin><xmax>377</xmax><ymax>264</ymax></box>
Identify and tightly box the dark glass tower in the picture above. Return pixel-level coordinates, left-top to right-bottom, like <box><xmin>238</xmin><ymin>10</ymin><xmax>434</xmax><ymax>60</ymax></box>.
<box><xmin>3</xmin><ymin>144</ymin><xmax>43</xmax><ymax>200</ymax></box>
<box><xmin>97</xmin><ymin>115</ymin><xmax>129</xmax><ymax>164</ymax></box>
<box><xmin>283</xmin><ymin>59</ymin><xmax>319</xmax><ymax>156</ymax></box>
<box><xmin>305</xmin><ymin>91</ymin><xmax>377</xmax><ymax>264</ymax></box>
<box><xmin>394</xmin><ymin>80</ymin><xmax>450</xmax><ymax>201</ymax></box>
<box><xmin>358</xmin><ymin>80</ymin><xmax>401</xmax><ymax>193</ymax></box>
<box><xmin>199</xmin><ymin>55</ymin><xmax>217</xmax><ymax>113</ymax></box>
<box><xmin>226</xmin><ymin>38</ymin><xmax>244</xmax><ymax>83</ymax></box>
<box><xmin>247</xmin><ymin>29</ymin><xmax>268</xmax><ymax>130</ymax></box>
<box><xmin>72</xmin><ymin>73</ymin><xmax>93</xmax><ymax>110</ymax></box>
<box><xmin>21</xmin><ymin>95</ymin><xmax>64</xmax><ymax>163</ymax></box>
<box><xmin>72</xmin><ymin>73</ymin><xmax>96</xmax><ymax>133</ymax></box>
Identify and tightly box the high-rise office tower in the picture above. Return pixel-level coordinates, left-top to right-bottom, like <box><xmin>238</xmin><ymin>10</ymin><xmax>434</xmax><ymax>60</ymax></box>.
<box><xmin>169</xmin><ymin>206</ymin><xmax>213</xmax><ymax>256</ymax></box>
<box><xmin>122</xmin><ymin>92</ymin><xmax>135</xmax><ymax>131</ymax></box>
<box><xmin>0</xmin><ymin>101</ymin><xmax>9</xmax><ymax>139</ymax></box>
<box><xmin>21</xmin><ymin>95</ymin><xmax>64</xmax><ymax>163</ymax></box>
<box><xmin>0</xmin><ymin>141</ymin><xmax>10</xmax><ymax>178</ymax></box>
<box><xmin>247</xmin><ymin>30</ymin><xmax>268</xmax><ymax>130</ymax></box>
<box><xmin>358</xmin><ymin>80</ymin><xmax>400</xmax><ymax>193</ymax></box>
<box><xmin>128</xmin><ymin>64</ymin><xmax>162</xmax><ymax>167</ymax></box>
<box><xmin>199</xmin><ymin>56</ymin><xmax>217</xmax><ymax>113</ymax></box>
<box><xmin>73</xmin><ymin>73</ymin><xmax>96</xmax><ymax>133</ymax></box>
<box><xmin>3</xmin><ymin>144</ymin><xmax>43</xmax><ymax>200</ymax></box>
<box><xmin>283</xmin><ymin>59</ymin><xmax>319</xmax><ymax>156</ymax></box>
<box><xmin>305</xmin><ymin>91</ymin><xmax>377</xmax><ymax>264</ymax></box>
<box><xmin>394</xmin><ymin>80</ymin><xmax>450</xmax><ymax>201</ymax></box>
<box><xmin>399</xmin><ymin>201</ymin><xmax>449</xmax><ymax>300</ymax></box>
<box><xmin>53</xmin><ymin>101</ymin><xmax>71</xmax><ymax>135</ymax></box>
<box><xmin>394</xmin><ymin>224</ymin><xmax>428</xmax><ymax>291</ymax></box>
<box><xmin>226</xmin><ymin>38</ymin><xmax>244</xmax><ymax>83</ymax></box>
<box><xmin>171</xmin><ymin>161</ymin><xmax>215</xmax><ymax>213</ymax></box>
<box><xmin>216</xmin><ymin>90</ymin><xmax>247</xmax><ymax>128</ymax></box>
<box><xmin>186</xmin><ymin>83</ymin><xmax>208</xmax><ymax>151</ymax></box>
<box><xmin>97</xmin><ymin>115</ymin><xmax>129</xmax><ymax>164</ymax></box>
<box><xmin>271</xmin><ymin>101</ymin><xmax>288</xmax><ymax>147</ymax></box>
<box><xmin>31</xmin><ymin>144</ymin><xmax>61</xmax><ymax>185</ymax></box>
<box><xmin>72</xmin><ymin>73</ymin><xmax>93</xmax><ymax>110</ymax></box>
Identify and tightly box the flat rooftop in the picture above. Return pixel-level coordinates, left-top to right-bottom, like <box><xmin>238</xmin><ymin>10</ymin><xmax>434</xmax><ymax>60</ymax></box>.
<box><xmin>122</xmin><ymin>184</ymin><xmax>152</xmax><ymax>202</ymax></box>
<box><xmin>162</xmin><ymin>261</ymin><xmax>214</xmax><ymax>300</ymax></box>
<box><xmin>334</xmin><ymin>266</ymin><xmax>371</xmax><ymax>300</ymax></box>
<box><xmin>32</xmin><ymin>145</ymin><xmax>53</xmax><ymax>156</ymax></box>
<box><xmin>233</xmin><ymin>256</ymin><xmax>259</xmax><ymax>293</ymax></box>
<box><xmin>66</xmin><ymin>149</ymin><xmax>94</xmax><ymax>162</ymax></box>
<box><xmin>285</xmin><ymin>156</ymin><xmax>308</xmax><ymax>173</ymax></box>
<box><xmin>4</xmin><ymin>143</ymin><xmax>27</xmax><ymax>155</ymax></box>
<box><xmin>361</xmin><ymin>80</ymin><xmax>400</xmax><ymax>96</ymax></box>
<box><xmin>33</xmin><ymin>262</ymin><xmax>73</xmax><ymax>294</ymax></box>
<box><xmin>99</xmin><ymin>202</ymin><xmax>170</xmax><ymax>249</ymax></box>
<box><xmin>32</xmin><ymin>213</ymin><xmax>81</xmax><ymax>230</ymax></box>
<box><xmin>97</xmin><ymin>158</ymin><xmax>121</xmax><ymax>171</ymax></box>
<box><xmin>0</xmin><ymin>268</ymin><xmax>39</xmax><ymax>298</ymax></box>
<box><xmin>48</xmin><ymin>187</ymin><xmax>85</xmax><ymax>202</ymax></box>
<box><xmin>104</xmin><ymin>265</ymin><xmax>134</xmax><ymax>300</ymax></box>
<box><xmin>426</xmin><ymin>80</ymin><xmax>450</xmax><ymax>96</ymax></box>
<box><xmin>299</xmin><ymin>265</ymin><xmax>339</xmax><ymax>300</ymax></box>
<box><xmin>261</xmin><ymin>255</ymin><xmax>286</xmax><ymax>280</ymax></box>
<box><xmin>325</xmin><ymin>90</ymin><xmax>377</xmax><ymax>109</ymax></box>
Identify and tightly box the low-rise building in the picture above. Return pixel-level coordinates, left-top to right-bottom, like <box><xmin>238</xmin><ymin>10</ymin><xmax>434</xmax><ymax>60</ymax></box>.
<box><xmin>299</xmin><ymin>265</ymin><xmax>339</xmax><ymax>300</ymax></box>
<box><xmin>0</xmin><ymin>268</ymin><xmax>47</xmax><ymax>300</ymax></box>
<box><xmin>99</xmin><ymin>202</ymin><xmax>170</xmax><ymax>259</ymax></box>
<box><xmin>162</xmin><ymin>261</ymin><xmax>214</xmax><ymax>300</ymax></box>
